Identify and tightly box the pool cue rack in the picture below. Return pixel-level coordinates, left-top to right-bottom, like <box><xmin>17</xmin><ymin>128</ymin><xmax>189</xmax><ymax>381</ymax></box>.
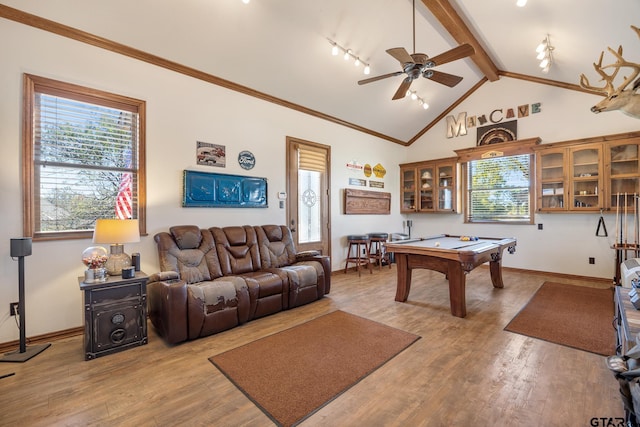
<box><xmin>612</xmin><ymin>192</ymin><xmax>640</xmax><ymax>285</ymax></box>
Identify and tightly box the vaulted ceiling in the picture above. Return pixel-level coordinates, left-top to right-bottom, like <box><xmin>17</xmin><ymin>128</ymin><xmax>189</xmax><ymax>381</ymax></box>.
<box><xmin>2</xmin><ymin>0</ymin><xmax>639</xmax><ymax>145</ymax></box>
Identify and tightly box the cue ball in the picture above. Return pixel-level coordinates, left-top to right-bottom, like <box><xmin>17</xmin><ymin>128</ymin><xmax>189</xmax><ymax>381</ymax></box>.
<box><xmin>434</xmin><ymin>242</ymin><xmax>440</xmax><ymax>247</ymax></box>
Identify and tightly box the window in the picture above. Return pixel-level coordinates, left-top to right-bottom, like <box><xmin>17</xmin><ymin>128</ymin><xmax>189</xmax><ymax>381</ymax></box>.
<box><xmin>465</xmin><ymin>154</ymin><xmax>533</xmax><ymax>223</ymax></box>
<box><xmin>23</xmin><ymin>74</ymin><xmax>146</xmax><ymax>240</ymax></box>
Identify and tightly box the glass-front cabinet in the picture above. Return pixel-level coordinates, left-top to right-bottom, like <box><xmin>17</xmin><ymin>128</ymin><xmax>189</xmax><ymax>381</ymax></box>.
<box><xmin>400</xmin><ymin>157</ymin><xmax>458</xmax><ymax>213</ymax></box>
<box><xmin>535</xmin><ymin>136</ymin><xmax>640</xmax><ymax>213</ymax></box>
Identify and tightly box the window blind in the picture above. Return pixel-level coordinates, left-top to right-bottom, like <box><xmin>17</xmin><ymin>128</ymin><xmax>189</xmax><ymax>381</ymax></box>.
<box><xmin>34</xmin><ymin>93</ymin><xmax>139</xmax><ymax>233</ymax></box>
<box><xmin>298</xmin><ymin>147</ymin><xmax>326</xmax><ymax>172</ymax></box>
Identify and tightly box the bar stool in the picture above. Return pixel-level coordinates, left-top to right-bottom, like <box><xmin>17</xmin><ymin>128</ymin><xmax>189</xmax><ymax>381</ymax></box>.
<box><xmin>344</xmin><ymin>235</ymin><xmax>372</xmax><ymax>276</ymax></box>
<box><xmin>368</xmin><ymin>232</ymin><xmax>391</xmax><ymax>271</ymax></box>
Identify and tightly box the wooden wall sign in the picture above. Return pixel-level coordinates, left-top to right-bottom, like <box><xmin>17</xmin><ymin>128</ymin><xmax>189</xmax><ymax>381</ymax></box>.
<box><xmin>344</xmin><ymin>188</ymin><xmax>391</xmax><ymax>215</ymax></box>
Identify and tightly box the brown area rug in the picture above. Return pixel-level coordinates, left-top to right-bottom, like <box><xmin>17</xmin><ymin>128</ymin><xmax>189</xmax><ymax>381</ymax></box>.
<box><xmin>209</xmin><ymin>310</ymin><xmax>420</xmax><ymax>427</ymax></box>
<box><xmin>505</xmin><ymin>282</ymin><xmax>615</xmax><ymax>356</ymax></box>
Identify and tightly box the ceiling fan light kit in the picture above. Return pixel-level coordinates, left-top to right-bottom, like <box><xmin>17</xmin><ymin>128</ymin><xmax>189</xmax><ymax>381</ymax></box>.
<box><xmin>357</xmin><ymin>0</ymin><xmax>474</xmax><ymax>102</ymax></box>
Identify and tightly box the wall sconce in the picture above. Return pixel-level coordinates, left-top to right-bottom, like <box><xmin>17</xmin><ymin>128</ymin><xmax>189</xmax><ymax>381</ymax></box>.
<box><xmin>327</xmin><ymin>39</ymin><xmax>371</xmax><ymax>75</ymax></box>
<box><xmin>516</xmin><ymin>0</ymin><xmax>527</xmax><ymax>7</ymax></box>
<box><xmin>93</xmin><ymin>219</ymin><xmax>140</xmax><ymax>276</ymax></box>
<box><xmin>536</xmin><ymin>35</ymin><xmax>554</xmax><ymax>74</ymax></box>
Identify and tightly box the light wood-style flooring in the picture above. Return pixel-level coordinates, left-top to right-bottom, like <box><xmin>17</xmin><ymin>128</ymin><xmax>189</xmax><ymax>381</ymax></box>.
<box><xmin>0</xmin><ymin>266</ymin><xmax>624</xmax><ymax>426</ymax></box>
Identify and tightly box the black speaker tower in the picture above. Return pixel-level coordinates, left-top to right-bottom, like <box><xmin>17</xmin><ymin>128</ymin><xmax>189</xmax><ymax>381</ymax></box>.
<box><xmin>1</xmin><ymin>238</ymin><xmax>50</xmax><ymax>363</ymax></box>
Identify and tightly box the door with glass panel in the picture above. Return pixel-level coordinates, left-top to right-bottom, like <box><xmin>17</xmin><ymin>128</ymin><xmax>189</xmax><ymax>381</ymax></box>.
<box><xmin>286</xmin><ymin>137</ymin><xmax>330</xmax><ymax>255</ymax></box>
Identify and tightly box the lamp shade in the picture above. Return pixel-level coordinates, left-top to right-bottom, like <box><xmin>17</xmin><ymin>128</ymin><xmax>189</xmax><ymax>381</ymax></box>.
<box><xmin>93</xmin><ymin>219</ymin><xmax>140</xmax><ymax>244</ymax></box>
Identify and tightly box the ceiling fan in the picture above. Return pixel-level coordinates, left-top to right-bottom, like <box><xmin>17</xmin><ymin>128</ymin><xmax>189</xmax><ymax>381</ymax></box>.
<box><xmin>358</xmin><ymin>0</ymin><xmax>475</xmax><ymax>100</ymax></box>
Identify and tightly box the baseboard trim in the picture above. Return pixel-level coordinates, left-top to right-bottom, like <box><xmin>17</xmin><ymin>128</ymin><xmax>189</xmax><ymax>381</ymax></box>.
<box><xmin>0</xmin><ymin>326</ymin><xmax>83</xmax><ymax>354</ymax></box>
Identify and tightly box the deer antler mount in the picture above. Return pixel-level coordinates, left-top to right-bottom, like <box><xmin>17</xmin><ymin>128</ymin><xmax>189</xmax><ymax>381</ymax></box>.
<box><xmin>579</xmin><ymin>25</ymin><xmax>640</xmax><ymax>119</ymax></box>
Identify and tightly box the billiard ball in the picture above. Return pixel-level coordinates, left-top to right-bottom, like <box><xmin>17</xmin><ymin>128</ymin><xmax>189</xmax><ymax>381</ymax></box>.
<box><xmin>434</xmin><ymin>242</ymin><xmax>440</xmax><ymax>247</ymax></box>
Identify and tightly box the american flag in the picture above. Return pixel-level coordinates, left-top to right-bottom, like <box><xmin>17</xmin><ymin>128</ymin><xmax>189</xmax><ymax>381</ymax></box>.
<box><xmin>115</xmin><ymin>151</ymin><xmax>133</xmax><ymax>219</ymax></box>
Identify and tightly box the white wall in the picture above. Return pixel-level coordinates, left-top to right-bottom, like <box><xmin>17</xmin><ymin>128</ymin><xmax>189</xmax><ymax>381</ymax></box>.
<box><xmin>2</xmin><ymin>17</ymin><xmax>639</xmax><ymax>343</ymax></box>
<box><xmin>405</xmin><ymin>77</ymin><xmax>640</xmax><ymax>278</ymax></box>
<box><xmin>0</xmin><ymin>19</ymin><xmax>405</xmax><ymax>342</ymax></box>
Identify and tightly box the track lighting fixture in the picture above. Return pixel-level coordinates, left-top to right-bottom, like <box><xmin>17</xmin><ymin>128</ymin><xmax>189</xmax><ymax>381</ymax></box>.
<box><xmin>327</xmin><ymin>39</ymin><xmax>371</xmax><ymax>75</ymax></box>
<box><xmin>406</xmin><ymin>90</ymin><xmax>429</xmax><ymax>110</ymax></box>
<box><xmin>536</xmin><ymin>35</ymin><xmax>554</xmax><ymax>74</ymax></box>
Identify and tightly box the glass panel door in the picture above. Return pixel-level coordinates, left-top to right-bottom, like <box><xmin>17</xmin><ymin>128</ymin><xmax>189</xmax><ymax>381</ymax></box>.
<box><xmin>418</xmin><ymin>166</ymin><xmax>434</xmax><ymax>211</ymax></box>
<box><xmin>437</xmin><ymin>164</ymin><xmax>453</xmax><ymax>211</ymax></box>
<box><xmin>401</xmin><ymin>168</ymin><xmax>417</xmax><ymax>212</ymax></box>
<box><xmin>540</xmin><ymin>151</ymin><xmax>565</xmax><ymax>210</ymax></box>
<box><xmin>609</xmin><ymin>143</ymin><xmax>640</xmax><ymax>210</ymax></box>
<box><xmin>571</xmin><ymin>146</ymin><xmax>600</xmax><ymax>210</ymax></box>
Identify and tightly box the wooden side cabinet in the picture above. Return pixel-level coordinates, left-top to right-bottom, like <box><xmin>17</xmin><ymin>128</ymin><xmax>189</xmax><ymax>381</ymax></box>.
<box><xmin>78</xmin><ymin>272</ymin><xmax>148</xmax><ymax>360</ymax></box>
<box><xmin>400</xmin><ymin>157</ymin><xmax>458</xmax><ymax>213</ymax></box>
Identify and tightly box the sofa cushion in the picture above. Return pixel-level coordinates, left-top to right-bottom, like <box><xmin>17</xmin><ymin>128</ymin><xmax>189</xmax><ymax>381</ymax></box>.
<box><xmin>211</xmin><ymin>226</ymin><xmax>261</xmax><ymax>275</ymax></box>
<box><xmin>155</xmin><ymin>228</ymin><xmax>223</xmax><ymax>284</ymax></box>
<box><xmin>256</xmin><ymin>225</ymin><xmax>296</xmax><ymax>268</ymax></box>
<box><xmin>170</xmin><ymin>225</ymin><xmax>202</xmax><ymax>249</ymax></box>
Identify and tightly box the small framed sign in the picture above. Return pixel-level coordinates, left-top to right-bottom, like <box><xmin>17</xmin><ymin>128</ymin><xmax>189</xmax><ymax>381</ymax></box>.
<box><xmin>238</xmin><ymin>150</ymin><xmax>256</xmax><ymax>170</ymax></box>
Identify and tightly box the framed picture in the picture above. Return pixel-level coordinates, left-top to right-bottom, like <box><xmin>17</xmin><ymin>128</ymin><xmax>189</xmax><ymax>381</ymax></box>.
<box><xmin>196</xmin><ymin>141</ymin><xmax>226</xmax><ymax>167</ymax></box>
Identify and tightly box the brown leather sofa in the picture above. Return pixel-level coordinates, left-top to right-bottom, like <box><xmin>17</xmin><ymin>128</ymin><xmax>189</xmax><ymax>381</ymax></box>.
<box><xmin>148</xmin><ymin>224</ymin><xmax>331</xmax><ymax>344</ymax></box>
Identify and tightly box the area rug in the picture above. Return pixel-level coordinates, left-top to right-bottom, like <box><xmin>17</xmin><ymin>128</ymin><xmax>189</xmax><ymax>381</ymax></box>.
<box><xmin>504</xmin><ymin>282</ymin><xmax>615</xmax><ymax>356</ymax></box>
<box><xmin>209</xmin><ymin>310</ymin><xmax>420</xmax><ymax>427</ymax></box>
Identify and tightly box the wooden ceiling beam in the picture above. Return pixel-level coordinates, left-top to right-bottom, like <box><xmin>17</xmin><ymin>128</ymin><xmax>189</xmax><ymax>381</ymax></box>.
<box><xmin>421</xmin><ymin>0</ymin><xmax>500</xmax><ymax>82</ymax></box>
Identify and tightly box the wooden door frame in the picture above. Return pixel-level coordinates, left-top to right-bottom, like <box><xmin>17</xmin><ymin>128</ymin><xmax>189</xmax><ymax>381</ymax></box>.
<box><xmin>286</xmin><ymin>136</ymin><xmax>331</xmax><ymax>257</ymax></box>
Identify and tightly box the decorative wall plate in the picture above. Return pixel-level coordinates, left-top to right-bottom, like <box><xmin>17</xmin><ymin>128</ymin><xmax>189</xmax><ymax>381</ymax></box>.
<box><xmin>238</xmin><ymin>150</ymin><xmax>256</xmax><ymax>170</ymax></box>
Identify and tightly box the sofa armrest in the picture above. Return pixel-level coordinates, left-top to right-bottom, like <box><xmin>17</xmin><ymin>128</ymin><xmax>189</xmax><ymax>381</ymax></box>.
<box><xmin>148</xmin><ymin>270</ymin><xmax>180</xmax><ymax>283</ymax></box>
<box><xmin>295</xmin><ymin>253</ymin><xmax>331</xmax><ymax>294</ymax></box>
<box><xmin>295</xmin><ymin>250</ymin><xmax>321</xmax><ymax>259</ymax></box>
<box><xmin>147</xmin><ymin>274</ymin><xmax>189</xmax><ymax>345</ymax></box>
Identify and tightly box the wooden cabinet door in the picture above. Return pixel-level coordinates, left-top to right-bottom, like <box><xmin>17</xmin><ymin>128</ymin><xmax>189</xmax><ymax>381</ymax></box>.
<box><xmin>569</xmin><ymin>143</ymin><xmax>603</xmax><ymax>211</ymax></box>
<box><xmin>436</xmin><ymin>163</ymin><xmax>456</xmax><ymax>212</ymax></box>
<box><xmin>401</xmin><ymin>166</ymin><xmax>417</xmax><ymax>213</ymax></box>
<box><xmin>607</xmin><ymin>140</ymin><xmax>640</xmax><ymax>212</ymax></box>
<box><xmin>417</xmin><ymin>165</ymin><xmax>435</xmax><ymax>212</ymax></box>
<box><xmin>537</xmin><ymin>148</ymin><xmax>567</xmax><ymax>211</ymax></box>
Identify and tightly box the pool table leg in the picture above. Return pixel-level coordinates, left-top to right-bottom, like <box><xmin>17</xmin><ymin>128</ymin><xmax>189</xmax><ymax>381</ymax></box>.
<box><xmin>489</xmin><ymin>253</ymin><xmax>505</xmax><ymax>289</ymax></box>
<box><xmin>447</xmin><ymin>262</ymin><xmax>466</xmax><ymax>318</ymax></box>
<box><xmin>394</xmin><ymin>253</ymin><xmax>412</xmax><ymax>302</ymax></box>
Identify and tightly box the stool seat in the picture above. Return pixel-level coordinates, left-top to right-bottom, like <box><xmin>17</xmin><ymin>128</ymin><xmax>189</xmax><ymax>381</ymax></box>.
<box><xmin>367</xmin><ymin>232</ymin><xmax>389</xmax><ymax>239</ymax></box>
<box><xmin>345</xmin><ymin>235</ymin><xmax>372</xmax><ymax>276</ymax></box>
<box><xmin>367</xmin><ymin>233</ymin><xmax>391</xmax><ymax>271</ymax></box>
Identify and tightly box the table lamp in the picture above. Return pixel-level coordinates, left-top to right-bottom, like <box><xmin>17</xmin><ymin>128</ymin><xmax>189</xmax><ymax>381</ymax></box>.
<box><xmin>92</xmin><ymin>219</ymin><xmax>140</xmax><ymax>276</ymax></box>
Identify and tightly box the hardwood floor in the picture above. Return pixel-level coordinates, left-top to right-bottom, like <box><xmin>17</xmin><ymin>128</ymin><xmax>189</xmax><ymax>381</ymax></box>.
<box><xmin>0</xmin><ymin>267</ymin><xmax>623</xmax><ymax>426</ymax></box>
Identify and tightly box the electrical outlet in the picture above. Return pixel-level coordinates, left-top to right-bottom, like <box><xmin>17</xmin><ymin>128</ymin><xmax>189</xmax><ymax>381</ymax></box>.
<box><xmin>538</xmin><ymin>223</ymin><xmax>543</xmax><ymax>230</ymax></box>
<box><xmin>9</xmin><ymin>302</ymin><xmax>19</xmax><ymax>316</ymax></box>
<box><xmin>589</xmin><ymin>257</ymin><xmax>595</xmax><ymax>265</ymax></box>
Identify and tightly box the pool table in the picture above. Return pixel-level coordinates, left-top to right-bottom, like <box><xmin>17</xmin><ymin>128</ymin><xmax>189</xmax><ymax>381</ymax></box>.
<box><xmin>384</xmin><ymin>234</ymin><xmax>517</xmax><ymax>317</ymax></box>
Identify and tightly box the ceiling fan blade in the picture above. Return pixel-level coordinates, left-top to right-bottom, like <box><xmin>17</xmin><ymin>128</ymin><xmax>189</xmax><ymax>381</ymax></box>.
<box><xmin>358</xmin><ymin>71</ymin><xmax>403</xmax><ymax>85</ymax></box>
<box><xmin>427</xmin><ymin>43</ymin><xmax>474</xmax><ymax>67</ymax></box>
<box><xmin>426</xmin><ymin>70</ymin><xmax>464</xmax><ymax>87</ymax></box>
<box><xmin>386</xmin><ymin>47</ymin><xmax>415</xmax><ymax>65</ymax></box>
<box><xmin>392</xmin><ymin>77</ymin><xmax>413</xmax><ymax>100</ymax></box>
